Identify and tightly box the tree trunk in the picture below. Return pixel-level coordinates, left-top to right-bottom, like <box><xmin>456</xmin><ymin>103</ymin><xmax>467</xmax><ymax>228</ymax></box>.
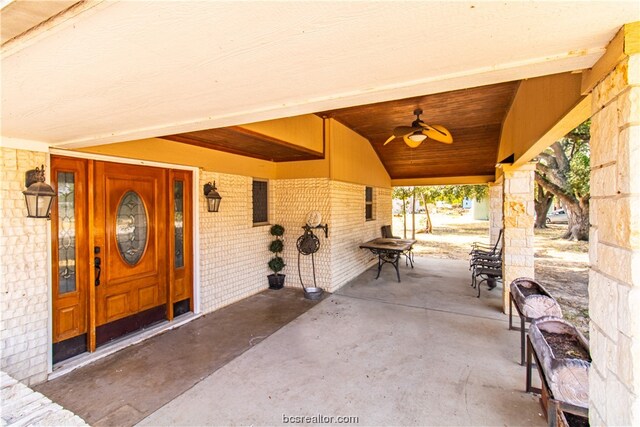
<box><xmin>535</xmin><ymin>173</ymin><xmax>589</xmax><ymax>241</ymax></box>
<box><xmin>419</xmin><ymin>193</ymin><xmax>433</xmax><ymax>233</ymax></box>
<box><xmin>563</xmin><ymin>197</ymin><xmax>590</xmax><ymax>241</ymax></box>
<box><xmin>534</xmin><ymin>185</ymin><xmax>554</xmax><ymax>228</ymax></box>
<box><xmin>425</xmin><ymin>203</ymin><xmax>433</xmax><ymax>234</ymax></box>
<box><xmin>402</xmin><ymin>199</ymin><xmax>407</xmax><ymax>239</ymax></box>
<box><xmin>411</xmin><ymin>188</ymin><xmax>416</xmax><ymax>239</ymax></box>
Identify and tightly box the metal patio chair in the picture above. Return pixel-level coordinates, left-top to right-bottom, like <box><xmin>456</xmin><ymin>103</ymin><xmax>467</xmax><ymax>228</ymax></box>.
<box><xmin>470</xmin><ymin>256</ymin><xmax>502</xmax><ymax>297</ymax></box>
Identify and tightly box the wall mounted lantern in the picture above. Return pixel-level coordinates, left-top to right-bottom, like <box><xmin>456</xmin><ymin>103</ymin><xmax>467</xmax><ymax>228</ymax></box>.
<box><xmin>203</xmin><ymin>181</ymin><xmax>222</xmax><ymax>212</ymax></box>
<box><xmin>23</xmin><ymin>165</ymin><xmax>56</xmax><ymax>218</ymax></box>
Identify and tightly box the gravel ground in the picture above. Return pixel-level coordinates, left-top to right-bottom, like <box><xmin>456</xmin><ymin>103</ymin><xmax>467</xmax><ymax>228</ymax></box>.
<box><xmin>392</xmin><ymin>212</ymin><xmax>589</xmax><ymax>337</ymax></box>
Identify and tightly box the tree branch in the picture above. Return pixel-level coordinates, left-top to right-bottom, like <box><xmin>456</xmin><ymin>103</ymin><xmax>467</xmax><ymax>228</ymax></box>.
<box><xmin>551</xmin><ymin>141</ymin><xmax>570</xmax><ymax>171</ymax></box>
<box><xmin>536</xmin><ymin>163</ymin><xmax>566</xmax><ymax>189</ymax></box>
<box><xmin>534</xmin><ymin>173</ymin><xmax>579</xmax><ymax>209</ymax></box>
<box><xmin>537</xmin><ymin>152</ymin><xmax>558</xmax><ymax>168</ymax></box>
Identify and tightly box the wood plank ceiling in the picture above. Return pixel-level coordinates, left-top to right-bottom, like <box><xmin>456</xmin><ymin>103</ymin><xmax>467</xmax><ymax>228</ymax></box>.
<box><xmin>163</xmin><ymin>126</ymin><xmax>324</xmax><ymax>162</ymax></box>
<box><xmin>319</xmin><ymin>81</ymin><xmax>520</xmax><ymax>180</ymax></box>
<box><xmin>161</xmin><ymin>81</ymin><xmax>519</xmax><ymax>176</ymax></box>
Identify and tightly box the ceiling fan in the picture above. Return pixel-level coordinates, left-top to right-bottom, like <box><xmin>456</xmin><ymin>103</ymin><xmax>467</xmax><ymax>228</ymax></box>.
<box><xmin>384</xmin><ymin>108</ymin><xmax>453</xmax><ymax>148</ymax></box>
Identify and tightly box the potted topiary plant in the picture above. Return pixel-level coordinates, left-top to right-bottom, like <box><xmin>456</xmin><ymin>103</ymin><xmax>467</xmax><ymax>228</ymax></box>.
<box><xmin>267</xmin><ymin>224</ymin><xmax>285</xmax><ymax>289</ymax></box>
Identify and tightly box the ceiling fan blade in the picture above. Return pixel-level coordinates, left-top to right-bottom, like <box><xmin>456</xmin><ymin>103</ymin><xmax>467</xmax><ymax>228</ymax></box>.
<box><xmin>420</xmin><ymin>124</ymin><xmax>453</xmax><ymax>144</ymax></box>
<box><xmin>383</xmin><ymin>135</ymin><xmax>397</xmax><ymax>145</ymax></box>
<box><xmin>393</xmin><ymin>126</ymin><xmax>420</xmax><ymax>136</ymax></box>
<box><xmin>402</xmin><ymin>135</ymin><xmax>425</xmax><ymax>149</ymax></box>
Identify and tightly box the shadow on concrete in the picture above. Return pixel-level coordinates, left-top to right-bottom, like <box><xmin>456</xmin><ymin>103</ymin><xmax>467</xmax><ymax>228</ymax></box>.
<box><xmin>35</xmin><ymin>288</ymin><xmax>322</xmax><ymax>426</ymax></box>
<box><xmin>138</xmin><ymin>257</ymin><xmax>545</xmax><ymax>426</ymax></box>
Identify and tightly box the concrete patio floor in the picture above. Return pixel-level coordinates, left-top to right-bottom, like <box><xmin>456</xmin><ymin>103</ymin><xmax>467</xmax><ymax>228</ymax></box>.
<box><xmin>139</xmin><ymin>257</ymin><xmax>545</xmax><ymax>426</ymax></box>
<box><xmin>35</xmin><ymin>289</ymin><xmax>324</xmax><ymax>426</ymax></box>
<box><xmin>35</xmin><ymin>256</ymin><xmax>546</xmax><ymax>426</ymax></box>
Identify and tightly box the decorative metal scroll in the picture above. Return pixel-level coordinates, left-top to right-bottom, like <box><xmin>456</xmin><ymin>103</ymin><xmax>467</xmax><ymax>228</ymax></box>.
<box><xmin>296</xmin><ymin>230</ymin><xmax>320</xmax><ymax>255</ymax></box>
<box><xmin>57</xmin><ymin>172</ymin><xmax>76</xmax><ymax>294</ymax></box>
<box><xmin>296</xmin><ymin>224</ymin><xmax>329</xmax><ymax>290</ymax></box>
<box><xmin>174</xmin><ymin>181</ymin><xmax>184</xmax><ymax>268</ymax></box>
<box><xmin>116</xmin><ymin>191</ymin><xmax>148</xmax><ymax>266</ymax></box>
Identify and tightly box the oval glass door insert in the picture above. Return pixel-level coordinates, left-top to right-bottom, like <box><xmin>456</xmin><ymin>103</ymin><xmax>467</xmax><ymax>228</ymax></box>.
<box><xmin>116</xmin><ymin>191</ymin><xmax>148</xmax><ymax>265</ymax></box>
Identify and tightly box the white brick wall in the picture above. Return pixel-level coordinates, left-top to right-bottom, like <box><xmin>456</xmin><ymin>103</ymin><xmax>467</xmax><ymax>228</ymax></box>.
<box><xmin>198</xmin><ymin>171</ymin><xmax>274</xmax><ymax>313</ymax></box>
<box><xmin>271</xmin><ymin>179</ymin><xmax>391</xmax><ymax>293</ymax></box>
<box><xmin>329</xmin><ymin>182</ymin><xmax>391</xmax><ymax>291</ymax></box>
<box><xmin>273</xmin><ymin>178</ymin><xmax>332</xmax><ymax>290</ymax></box>
<box><xmin>0</xmin><ymin>148</ymin><xmax>50</xmax><ymax>387</ymax></box>
<box><xmin>0</xmin><ymin>151</ymin><xmax>394</xmax><ymax>387</ymax></box>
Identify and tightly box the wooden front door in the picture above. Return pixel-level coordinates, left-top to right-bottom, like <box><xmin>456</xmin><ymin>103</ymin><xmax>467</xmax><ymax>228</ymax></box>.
<box><xmin>94</xmin><ymin>161</ymin><xmax>168</xmax><ymax>343</ymax></box>
<box><xmin>51</xmin><ymin>157</ymin><xmax>90</xmax><ymax>363</ymax></box>
<box><xmin>50</xmin><ymin>156</ymin><xmax>193</xmax><ymax>361</ymax></box>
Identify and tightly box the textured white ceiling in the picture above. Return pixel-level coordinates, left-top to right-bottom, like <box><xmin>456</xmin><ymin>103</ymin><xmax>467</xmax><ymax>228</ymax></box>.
<box><xmin>1</xmin><ymin>1</ymin><xmax>639</xmax><ymax>147</ymax></box>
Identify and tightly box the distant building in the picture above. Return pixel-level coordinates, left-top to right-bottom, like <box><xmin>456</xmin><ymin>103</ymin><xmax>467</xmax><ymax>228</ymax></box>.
<box><xmin>472</xmin><ymin>198</ymin><xmax>489</xmax><ymax>220</ymax></box>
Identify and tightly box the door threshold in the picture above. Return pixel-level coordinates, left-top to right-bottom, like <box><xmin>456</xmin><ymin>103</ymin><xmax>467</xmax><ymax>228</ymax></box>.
<box><xmin>49</xmin><ymin>312</ymin><xmax>201</xmax><ymax>380</ymax></box>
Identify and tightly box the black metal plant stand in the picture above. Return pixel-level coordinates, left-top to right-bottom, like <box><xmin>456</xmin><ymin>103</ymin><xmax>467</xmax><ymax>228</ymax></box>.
<box><xmin>296</xmin><ymin>224</ymin><xmax>327</xmax><ymax>300</ymax></box>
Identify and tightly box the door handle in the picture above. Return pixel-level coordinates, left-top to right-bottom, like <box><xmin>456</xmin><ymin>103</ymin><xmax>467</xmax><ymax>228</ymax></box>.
<box><xmin>94</xmin><ymin>256</ymin><xmax>101</xmax><ymax>286</ymax></box>
<box><xmin>93</xmin><ymin>246</ymin><xmax>102</xmax><ymax>286</ymax></box>
<box><xmin>94</xmin><ymin>246</ymin><xmax>101</xmax><ymax>286</ymax></box>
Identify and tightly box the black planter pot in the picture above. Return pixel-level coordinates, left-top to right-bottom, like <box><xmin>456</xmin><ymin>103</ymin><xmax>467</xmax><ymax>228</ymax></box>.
<box><xmin>267</xmin><ymin>274</ymin><xmax>285</xmax><ymax>290</ymax></box>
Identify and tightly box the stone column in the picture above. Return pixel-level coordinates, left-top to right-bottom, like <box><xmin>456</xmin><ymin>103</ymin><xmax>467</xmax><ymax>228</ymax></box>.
<box><xmin>588</xmin><ymin>48</ymin><xmax>640</xmax><ymax>426</ymax></box>
<box><xmin>501</xmin><ymin>164</ymin><xmax>535</xmax><ymax>312</ymax></box>
<box><xmin>489</xmin><ymin>181</ymin><xmax>503</xmax><ymax>246</ymax></box>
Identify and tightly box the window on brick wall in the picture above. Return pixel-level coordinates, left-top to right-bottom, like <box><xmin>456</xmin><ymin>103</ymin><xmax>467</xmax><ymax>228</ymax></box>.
<box><xmin>365</xmin><ymin>186</ymin><xmax>375</xmax><ymax>221</ymax></box>
<box><xmin>253</xmin><ymin>179</ymin><xmax>269</xmax><ymax>225</ymax></box>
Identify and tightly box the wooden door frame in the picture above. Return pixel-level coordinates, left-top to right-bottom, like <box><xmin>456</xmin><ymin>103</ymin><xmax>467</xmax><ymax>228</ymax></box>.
<box><xmin>48</xmin><ymin>149</ymin><xmax>201</xmax><ymax>368</ymax></box>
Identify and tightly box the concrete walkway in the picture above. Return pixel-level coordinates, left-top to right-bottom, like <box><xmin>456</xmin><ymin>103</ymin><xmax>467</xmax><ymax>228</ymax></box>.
<box><xmin>140</xmin><ymin>257</ymin><xmax>545</xmax><ymax>426</ymax></box>
<box><xmin>35</xmin><ymin>289</ymin><xmax>323</xmax><ymax>426</ymax></box>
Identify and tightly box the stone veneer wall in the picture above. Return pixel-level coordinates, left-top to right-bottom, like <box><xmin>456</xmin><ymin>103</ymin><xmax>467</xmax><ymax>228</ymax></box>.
<box><xmin>588</xmin><ymin>54</ymin><xmax>640</xmax><ymax>426</ymax></box>
<box><xmin>501</xmin><ymin>164</ymin><xmax>535</xmax><ymax>312</ymax></box>
<box><xmin>489</xmin><ymin>182</ymin><xmax>503</xmax><ymax>246</ymax></box>
<box><xmin>1</xmin><ymin>370</ymin><xmax>88</xmax><ymax>425</ymax></box>
<box><xmin>0</xmin><ymin>148</ymin><xmax>50</xmax><ymax>386</ymax></box>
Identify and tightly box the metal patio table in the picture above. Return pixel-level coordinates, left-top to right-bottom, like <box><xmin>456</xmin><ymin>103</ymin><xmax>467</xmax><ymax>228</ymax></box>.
<box><xmin>359</xmin><ymin>238</ymin><xmax>417</xmax><ymax>282</ymax></box>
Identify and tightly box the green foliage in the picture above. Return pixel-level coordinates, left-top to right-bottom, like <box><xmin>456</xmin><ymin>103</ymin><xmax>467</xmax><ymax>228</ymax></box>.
<box><xmin>269</xmin><ymin>239</ymin><xmax>283</xmax><ymax>253</ymax></box>
<box><xmin>270</xmin><ymin>224</ymin><xmax>285</xmax><ymax>236</ymax></box>
<box><xmin>566</xmin><ymin>120</ymin><xmax>591</xmax><ymax>142</ymax></box>
<box><xmin>535</xmin><ymin>118</ymin><xmax>591</xmax><ymax>240</ymax></box>
<box><xmin>268</xmin><ymin>224</ymin><xmax>285</xmax><ymax>275</ymax></box>
<box><xmin>539</xmin><ymin>118</ymin><xmax>591</xmax><ymax>199</ymax></box>
<box><xmin>392</xmin><ymin>187</ymin><xmax>413</xmax><ymax>204</ymax></box>
<box><xmin>411</xmin><ymin>184</ymin><xmax>489</xmax><ymax>206</ymax></box>
<box><xmin>564</xmin><ymin>120</ymin><xmax>590</xmax><ymax>198</ymax></box>
<box><xmin>439</xmin><ymin>185</ymin><xmax>488</xmax><ymax>204</ymax></box>
<box><xmin>568</xmin><ymin>148</ymin><xmax>590</xmax><ymax>197</ymax></box>
<box><xmin>268</xmin><ymin>256</ymin><xmax>285</xmax><ymax>274</ymax></box>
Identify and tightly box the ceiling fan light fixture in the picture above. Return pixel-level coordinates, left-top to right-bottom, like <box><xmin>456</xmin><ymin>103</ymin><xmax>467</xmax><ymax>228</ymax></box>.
<box><xmin>408</xmin><ymin>132</ymin><xmax>427</xmax><ymax>142</ymax></box>
<box><xmin>385</xmin><ymin>108</ymin><xmax>452</xmax><ymax>148</ymax></box>
<box><xmin>403</xmin><ymin>135</ymin><xmax>424</xmax><ymax>148</ymax></box>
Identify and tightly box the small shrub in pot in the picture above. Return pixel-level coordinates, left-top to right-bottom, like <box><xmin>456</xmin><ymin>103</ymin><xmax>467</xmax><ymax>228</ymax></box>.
<box><xmin>268</xmin><ymin>224</ymin><xmax>285</xmax><ymax>289</ymax></box>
